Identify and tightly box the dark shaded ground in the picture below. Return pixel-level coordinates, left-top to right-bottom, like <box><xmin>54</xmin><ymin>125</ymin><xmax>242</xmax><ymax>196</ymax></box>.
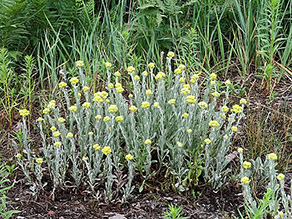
<box><xmin>8</xmin><ymin>180</ymin><xmax>242</xmax><ymax>219</ymax></box>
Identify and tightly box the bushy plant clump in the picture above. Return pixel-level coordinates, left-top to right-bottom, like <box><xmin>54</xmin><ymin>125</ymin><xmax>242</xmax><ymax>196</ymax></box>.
<box><xmin>17</xmin><ymin>53</ymin><xmax>246</xmax><ymax>201</ymax></box>
<box><xmin>238</xmin><ymin>150</ymin><xmax>292</xmax><ymax>218</ymax></box>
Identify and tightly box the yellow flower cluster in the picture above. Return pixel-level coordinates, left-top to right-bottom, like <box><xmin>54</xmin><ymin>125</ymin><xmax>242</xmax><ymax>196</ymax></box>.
<box><xmin>198</xmin><ymin>101</ymin><xmax>208</xmax><ymax>109</ymax></box>
<box><xmin>75</xmin><ymin>61</ymin><xmax>84</xmax><ymax>67</ymax></box>
<box><xmin>36</xmin><ymin>158</ymin><xmax>44</xmax><ymax>164</ymax></box>
<box><xmin>82</xmin><ymin>102</ymin><xmax>91</xmax><ymax>108</ymax></box>
<box><xmin>53</xmin><ymin>131</ymin><xmax>60</xmax><ymax>137</ymax></box>
<box><xmin>210</xmin><ymin>73</ymin><xmax>217</xmax><ymax>80</ymax></box>
<box><xmin>241</xmin><ymin>177</ymin><xmax>249</xmax><ymax>184</ymax></box>
<box><xmin>19</xmin><ymin>109</ymin><xmax>30</xmax><ymax>117</ymax></box>
<box><xmin>125</xmin><ymin>154</ymin><xmax>134</xmax><ymax>161</ymax></box>
<box><xmin>209</xmin><ymin>120</ymin><xmax>219</xmax><ymax>127</ymax></box>
<box><xmin>153</xmin><ymin>102</ymin><xmax>159</xmax><ymax>107</ymax></box>
<box><xmin>66</xmin><ymin>132</ymin><xmax>73</xmax><ymax>138</ymax></box>
<box><xmin>142</xmin><ymin>101</ymin><xmax>150</xmax><ymax>108</ymax></box>
<box><xmin>105</xmin><ymin>62</ymin><xmax>112</xmax><ymax>68</ymax></box>
<box><xmin>129</xmin><ymin>106</ymin><xmax>138</xmax><ymax>112</ymax></box>
<box><xmin>70</xmin><ymin>77</ymin><xmax>79</xmax><ymax>85</ymax></box>
<box><xmin>93</xmin><ymin>144</ymin><xmax>101</xmax><ymax>150</ymax></box>
<box><xmin>58</xmin><ymin>82</ymin><xmax>67</xmax><ymax>89</ymax></box>
<box><xmin>186</xmin><ymin>95</ymin><xmax>196</xmax><ymax>103</ymax></box>
<box><xmin>242</xmin><ymin>161</ymin><xmax>251</xmax><ymax>169</ymax></box>
<box><xmin>267</xmin><ymin>153</ymin><xmax>277</xmax><ymax>160</ymax></box>
<box><xmin>168</xmin><ymin>99</ymin><xmax>176</xmax><ymax>104</ymax></box>
<box><xmin>167</xmin><ymin>51</ymin><xmax>175</xmax><ymax>58</ymax></box>
<box><xmin>204</xmin><ymin>138</ymin><xmax>211</xmax><ymax>144</ymax></box>
<box><xmin>102</xmin><ymin>146</ymin><xmax>112</xmax><ymax>155</ymax></box>
<box><xmin>144</xmin><ymin>139</ymin><xmax>151</xmax><ymax>145</ymax></box>
<box><xmin>146</xmin><ymin>90</ymin><xmax>152</xmax><ymax>95</ymax></box>
<box><xmin>232</xmin><ymin>105</ymin><xmax>242</xmax><ymax>114</ymax></box>
<box><xmin>58</xmin><ymin>117</ymin><xmax>65</xmax><ymax>123</ymax></box>
<box><xmin>147</xmin><ymin>63</ymin><xmax>155</xmax><ymax>69</ymax></box>
<box><xmin>108</xmin><ymin>105</ymin><xmax>118</xmax><ymax>113</ymax></box>
<box><xmin>127</xmin><ymin>66</ymin><xmax>135</xmax><ymax>74</ymax></box>
<box><xmin>182</xmin><ymin>113</ymin><xmax>189</xmax><ymax>118</ymax></box>
<box><xmin>115</xmin><ymin>116</ymin><xmax>124</xmax><ymax>122</ymax></box>
<box><xmin>69</xmin><ymin>105</ymin><xmax>77</xmax><ymax>112</ymax></box>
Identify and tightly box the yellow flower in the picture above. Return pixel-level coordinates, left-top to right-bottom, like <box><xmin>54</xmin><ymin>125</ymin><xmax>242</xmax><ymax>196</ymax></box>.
<box><xmin>58</xmin><ymin>117</ymin><xmax>65</xmax><ymax>123</ymax></box>
<box><xmin>237</xmin><ymin>148</ymin><xmax>243</xmax><ymax>153</ymax></box>
<box><xmin>36</xmin><ymin>158</ymin><xmax>44</xmax><ymax>164</ymax></box>
<box><xmin>69</xmin><ymin>105</ymin><xmax>77</xmax><ymax>112</ymax></box>
<box><xmin>108</xmin><ymin>83</ymin><xmax>114</xmax><ymax>89</ymax></box>
<box><xmin>182</xmin><ymin>113</ymin><xmax>189</xmax><ymax>118</ymax></box>
<box><xmin>125</xmin><ymin>154</ymin><xmax>134</xmax><ymax>161</ymax></box>
<box><xmin>187</xmin><ymin>129</ymin><xmax>192</xmax><ymax>133</ymax></box>
<box><xmin>183</xmin><ymin>84</ymin><xmax>190</xmax><ymax>89</ymax></box>
<box><xmin>231</xmin><ymin>126</ymin><xmax>238</xmax><ymax>132</ymax></box>
<box><xmin>225</xmin><ymin>79</ymin><xmax>231</xmax><ymax>85</ymax></box>
<box><xmin>142</xmin><ymin>71</ymin><xmax>148</xmax><ymax>76</ymax></box>
<box><xmin>277</xmin><ymin>173</ymin><xmax>285</xmax><ymax>181</ymax></box>
<box><xmin>204</xmin><ymin>138</ymin><xmax>211</xmax><ymax>144</ymax></box>
<box><xmin>167</xmin><ymin>51</ymin><xmax>175</xmax><ymax>58</ymax></box>
<box><xmin>37</xmin><ymin>117</ymin><xmax>43</xmax><ymax>122</ymax></box>
<box><xmin>146</xmin><ymin>90</ymin><xmax>152</xmax><ymax>95</ymax></box>
<box><xmin>115</xmin><ymin>116</ymin><xmax>124</xmax><ymax>122</ymax></box>
<box><xmin>102</xmin><ymin>146</ymin><xmax>112</xmax><ymax>155</ymax></box>
<box><xmin>178</xmin><ymin>64</ymin><xmax>185</xmax><ymax>70</ymax></box>
<box><xmin>142</xmin><ymin>101</ymin><xmax>150</xmax><ymax>108</ymax></box>
<box><xmin>129</xmin><ymin>94</ymin><xmax>133</xmax><ymax>98</ymax></box>
<box><xmin>103</xmin><ymin>116</ymin><xmax>111</xmax><ymax>122</ymax></box>
<box><xmin>95</xmin><ymin>115</ymin><xmax>102</xmax><ymax>119</ymax></box>
<box><xmin>15</xmin><ymin>153</ymin><xmax>22</xmax><ymax>158</ymax></box>
<box><xmin>115</xmin><ymin>83</ymin><xmax>122</xmax><ymax>88</ymax></box>
<box><xmin>144</xmin><ymin>139</ymin><xmax>151</xmax><ymax>145</ymax></box>
<box><xmin>210</xmin><ymin>73</ymin><xmax>217</xmax><ymax>80</ymax></box>
<box><xmin>93</xmin><ymin>144</ymin><xmax>101</xmax><ymax>150</ymax></box>
<box><xmin>241</xmin><ymin>177</ymin><xmax>250</xmax><ymax>184</ymax></box>
<box><xmin>108</xmin><ymin>105</ymin><xmax>118</xmax><ymax>113</ymax></box>
<box><xmin>66</xmin><ymin>132</ymin><xmax>73</xmax><ymax>138</ymax></box>
<box><xmin>82</xmin><ymin>156</ymin><xmax>88</xmax><ymax>161</ymax></box>
<box><xmin>75</xmin><ymin>60</ymin><xmax>84</xmax><ymax>67</ymax></box>
<box><xmin>52</xmin><ymin>131</ymin><xmax>60</xmax><ymax>137</ymax></box>
<box><xmin>177</xmin><ymin>141</ymin><xmax>183</xmax><ymax>147</ymax></box>
<box><xmin>181</xmin><ymin>88</ymin><xmax>190</xmax><ymax>95</ymax></box>
<box><xmin>129</xmin><ymin>106</ymin><xmax>138</xmax><ymax>112</ymax></box>
<box><xmin>153</xmin><ymin>102</ymin><xmax>159</xmax><ymax>107</ymax></box>
<box><xmin>186</xmin><ymin>95</ymin><xmax>196</xmax><ymax>103</ymax></box>
<box><xmin>101</xmin><ymin>91</ymin><xmax>108</xmax><ymax>98</ymax></box>
<box><xmin>278</xmin><ymin>211</ymin><xmax>284</xmax><ymax>217</ymax></box>
<box><xmin>243</xmin><ymin>161</ymin><xmax>252</xmax><ymax>169</ymax></box>
<box><xmin>82</xmin><ymin>86</ymin><xmax>89</xmax><ymax>92</ymax></box>
<box><xmin>155</xmin><ymin>73</ymin><xmax>163</xmax><ymax>80</ymax></box>
<box><xmin>58</xmin><ymin>82</ymin><xmax>67</xmax><ymax>89</ymax></box>
<box><xmin>70</xmin><ymin>77</ymin><xmax>79</xmax><ymax>85</ymax></box>
<box><xmin>212</xmin><ymin>92</ymin><xmax>220</xmax><ymax>98</ymax></box>
<box><xmin>209</xmin><ymin>120</ymin><xmax>219</xmax><ymax>127</ymax></box>
<box><xmin>134</xmin><ymin>75</ymin><xmax>140</xmax><ymax>81</ymax></box>
<box><xmin>232</xmin><ymin>105</ymin><xmax>242</xmax><ymax>114</ymax></box>
<box><xmin>267</xmin><ymin>153</ymin><xmax>277</xmax><ymax>160</ymax></box>
<box><xmin>105</xmin><ymin>62</ymin><xmax>112</xmax><ymax>68</ymax></box>
<box><xmin>127</xmin><ymin>66</ymin><xmax>135</xmax><ymax>74</ymax></box>
<box><xmin>50</xmin><ymin>126</ymin><xmax>57</xmax><ymax>131</ymax></box>
<box><xmin>147</xmin><ymin>63</ymin><xmax>155</xmax><ymax>69</ymax></box>
<box><xmin>88</xmin><ymin>132</ymin><xmax>93</xmax><ymax>136</ymax></box>
<box><xmin>174</xmin><ymin>68</ymin><xmax>182</xmax><ymax>75</ymax></box>
<box><xmin>54</xmin><ymin>142</ymin><xmax>61</xmax><ymax>147</ymax></box>
<box><xmin>82</xmin><ymin>102</ymin><xmax>91</xmax><ymax>108</ymax></box>
<box><xmin>240</xmin><ymin>98</ymin><xmax>247</xmax><ymax>105</ymax></box>
<box><xmin>198</xmin><ymin>101</ymin><xmax>208</xmax><ymax>109</ymax></box>
<box><xmin>114</xmin><ymin>71</ymin><xmax>121</xmax><ymax>77</ymax></box>
<box><xmin>116</xmin><ymin>87</ymin><xmax>124</xmax><ymax>93</ymax></box>
<box><xmin>168</xmin><ymin>99</ymin><xmax>176</xmax><ymax>105</ymax></box>
<box><xmin>191</xmin><ymin>74</ymin><xmax>199</xmax><ymax>81</ymax></box>
<box><xmin>19</xmin><ymin>109</ymin><xmax>30</xmax><ymax>117</ymax></box>
<box><xmin>221</xmin><ymin>106</ymin><xmax>229</xmax><ymax>113</ymax></box>
<box><xmin>224</xmin><ymin>134</ymin><xmax>228</xmax><ymax>139</ymax></box>
<box><xmin>47</xmin><ymin>100</ymin><xmax>56</xmax><ymax>109</ymax></box>
<box><xmin>43</xmin><ymin>108</ymin><xmax>50</xmax><ymax>114</ymax></box>
<box><xmin>78</xmin><ymin>92</ymin><xmax>81</xmax><ymax>97</ymax></box>
<box><xmin>93</xmin><ymin>95</ymin><xmax>103</xmax><ymax>103</ymax></box>
<box><xmin>210</xmin><ymin>81</ymin><xmax>216</xmax><ymax>86</ymax></box>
